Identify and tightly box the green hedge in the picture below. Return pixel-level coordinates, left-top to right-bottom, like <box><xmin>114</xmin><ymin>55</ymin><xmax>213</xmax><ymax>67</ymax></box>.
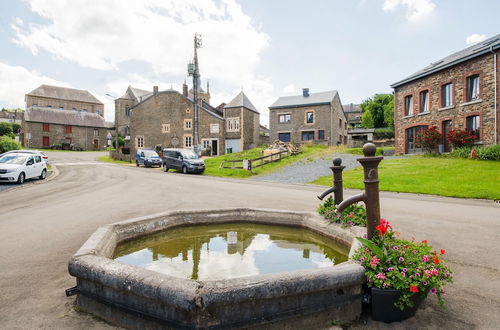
<box><xmin>450</xmin><ymin>145</ymin><xmax>500</xmax><ymax>161</ymax></box>
<box><xmin>374</xmin><ymin>128</ymin><xmax>394</xmax><ymax>139</ymax></box>
<box><xmin>0</xmin><ymin>136</ymin><xmax>22</xmax><ymax>154</ymax></box>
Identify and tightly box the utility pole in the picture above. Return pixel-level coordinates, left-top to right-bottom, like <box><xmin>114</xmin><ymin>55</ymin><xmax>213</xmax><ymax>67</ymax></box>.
<box><xmin>188</xmin><ymin>33</ymin><xmax>202</xmax><ymax>155</ymax></box>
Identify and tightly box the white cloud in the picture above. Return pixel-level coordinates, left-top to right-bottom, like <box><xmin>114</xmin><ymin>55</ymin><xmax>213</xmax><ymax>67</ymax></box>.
<box><xmin>466</xmin><ymin>33</ymin><xmax>487</xmax><ymax>46</ymax></box>
<box><xmin>282</xmin><ymin>84</ymin><xmax>295</xmax><ymax>94</ymax></box>
<box><xmin>13</xmin><ymin>0</ymin><xmax>273</xmax><ymax>124</ymax></box>
<box><xmin>0</xmin><ymin>61</ymin><xmax>69</xmax><ymax>109</ymax></box>
<box><xmin>383</xmin><ymin>0</ymin><xmax>436</xmax><ymax>23</ymax></box>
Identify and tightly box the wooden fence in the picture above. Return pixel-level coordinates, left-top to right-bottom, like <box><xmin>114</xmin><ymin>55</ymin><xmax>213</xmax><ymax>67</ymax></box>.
<box><xmin>219</xmin><ymin>149</ymin><xmax>290</xmax><ymax>170</ymax></box>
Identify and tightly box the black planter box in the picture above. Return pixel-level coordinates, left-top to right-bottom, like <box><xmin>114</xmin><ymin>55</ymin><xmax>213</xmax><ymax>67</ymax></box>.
<box><xmin>370</xmin><ymin>287</ymin><xmax>425</xmax><ymax>323</ymax></box>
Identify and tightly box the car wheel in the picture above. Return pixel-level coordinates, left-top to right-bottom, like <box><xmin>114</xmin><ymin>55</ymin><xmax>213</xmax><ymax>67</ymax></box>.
<box><xmin>39</xmin><ymin>169</ymin><xmax>47</xmax><ymax>180</ymax></box>
<box><xmin>163</xmin><ymin>163</ymin><xmax>169</xmax><ymax>172</ymax></box>
<box><xmin>17</xmin><ymin>172</ymin><xmax>25</xmax><ymax>184</ymax></box>
<box><xmin>136</xmin><ymin>161</ymin><xmax>139</xmax><ymax>167</ymax></box>
<box><xmin>182</xmin><ymin>166</ymin><xmax>188</xmax><ymax>174</ymax></box>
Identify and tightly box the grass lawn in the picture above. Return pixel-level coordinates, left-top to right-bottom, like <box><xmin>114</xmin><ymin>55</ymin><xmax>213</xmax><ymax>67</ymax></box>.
<box><xmin>311</xmin><ymin>156</ymin><xmax>500</xmax><ymax>200</ymax></box>
<box><xmin>98</xmin><ymin>155</ymin><xmax>134</xmax><ymax>166</ymax></box>
<box><xmin>204</xmin><ymin>145</ymin><xmax>337</xmax><ymax>178</ymax></box>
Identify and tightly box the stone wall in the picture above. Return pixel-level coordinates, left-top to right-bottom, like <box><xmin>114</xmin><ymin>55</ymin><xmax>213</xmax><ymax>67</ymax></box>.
<box><xmin>394</xmin><ymin>51</ymin><xmax>500</xmax><ymax>154</ymax></box>
<box><xmin>115</xmin><ymin>98</ymin><xmax>135</xmax><ymax>137</ymax></box>
<box><xmin>26</xmin><ymin>95</ymin><xmax>104</xmax><ymax>116</ymax></box>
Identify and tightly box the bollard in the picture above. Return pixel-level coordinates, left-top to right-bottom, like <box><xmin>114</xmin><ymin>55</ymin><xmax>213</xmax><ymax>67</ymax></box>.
<box><xmin>317</xmin><ymin>157</ymin><xmax>345</xmax><ymax>205</ymax></box>
<box><xmin>336</xmin><ymin>143</ymin><xmax>383</xmax><ymax>239</ymax></box>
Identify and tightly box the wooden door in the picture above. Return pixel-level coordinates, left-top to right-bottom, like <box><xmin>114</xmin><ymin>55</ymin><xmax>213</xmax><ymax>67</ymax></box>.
<box><xmin>93</xmin><ymin>139</ymin><xmax>99</xmax><ymax>149</ymax></box>
<box><xmin>42</xmin><ymin>136</ymin><xmax>50</xmax><ymax>147</ymax></box>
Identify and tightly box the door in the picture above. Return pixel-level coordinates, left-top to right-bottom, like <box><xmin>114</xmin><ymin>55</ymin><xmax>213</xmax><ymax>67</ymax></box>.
<box><xmin>25</xmin><ymin>156</ymin><xmax>37</xmax><ymax>178</ymax></box>
<box><xmin>211</xmin><ymin>140</ymin><xmax>218</xmax><ymax>156</ymax></box>
<box><xmin>442</xmin><ymin>120</ymin><xmax>452</xmax><ymax>153</ymax></box>
<box><xmin>42</xmin><ymin>136</ymin><xmax>50</xmax><ymax>147</ymax></box>
<box><xmin>93</xmin><ymin>139</ymin><xmax>99</xmax><ymax>150</ymax></box>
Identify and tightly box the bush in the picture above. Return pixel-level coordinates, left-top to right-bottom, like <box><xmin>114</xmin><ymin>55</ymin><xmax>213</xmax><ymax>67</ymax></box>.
<box><xmin>374</xmin><ymin>128</ymin><xmax>394</xmax><ymax>140</ymax></box>
<box><xmin>12</xmin><ymin>123</ymin><xmax>21</xmax><ymax>134</ymax></box>
<box><xmin>450</xmin><ymin>145</ymin><xmax>500</xmax><ymax>161</ymax></box>
<box><xmin>112</xmin><ymin>136</ymin><xmax>125</xmax><ymax>148</ymax></box>
<box><xmin>0</xmin><ymin>136</ymin><xmax>22</xmax><ymax>153</ymax></box>
<box><xmin>0</xmin><ymin>122</ymin><xmax>13</xmax><ymax>136</ymax></box>
<box><xmin>416</xmin><ymin>126</ymin><xmax>441</xmax><ymax>154</ymax></box>
<box><xmin>345</xmin><ymin>147</ymin><xmax>384</xmax><ymax>156</ymax></box>
<box><xmin>317</xmin><ymin>196</ymin><xmax>367</xmax><ymax>227</ymax></box>
<box><xmin>447</xmin><ymin>129</ymin><xmax>475</xmax><ymax>149</ymax></box>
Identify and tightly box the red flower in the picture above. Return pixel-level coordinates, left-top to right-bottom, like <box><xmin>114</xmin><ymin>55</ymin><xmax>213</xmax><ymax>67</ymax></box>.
<box><xmin>440</xmin><ymin>249</ymin><xmax>446</xmax><ymax>255</ymax></box>
<box><xmin>409</xmin><ymin>285</ymin><xmax>419</xmax><ymax>293</ymax></box>
<box><xmin>422</xmin><ymin>240</ymin><xmax>428</xmax><ymax>244</ymax></box>
<box><xmin>376</xmin><ymin>218</ymin><xmax>391</xmax><ymax>236</ymax></box>
<box><xmin>433</xmin><ymin>256</ymin><xmax>440</xmax><ymax>264</ymax></box>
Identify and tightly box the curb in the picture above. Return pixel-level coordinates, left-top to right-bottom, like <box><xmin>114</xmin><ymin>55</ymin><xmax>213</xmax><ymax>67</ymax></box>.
<box><xmin>0</xmin><ymin>164</ymin><xmax>60</xmax><ymax>194</ymax></box>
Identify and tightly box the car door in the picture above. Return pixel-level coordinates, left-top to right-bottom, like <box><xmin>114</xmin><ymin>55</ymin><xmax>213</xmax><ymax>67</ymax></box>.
<box><xmin>34</xmin><ymin>155</ymin><xmax>45</xmax><ymax>176</ymax></box>
<box><xmin>25</xmin><ymin>156</ymin><xmax>37</xmax><ymax>178</ymax></box>
<box><xmin>174</xmin><ymin>152</ymin><xmax>182</xmax><ymax>170</ymax></box>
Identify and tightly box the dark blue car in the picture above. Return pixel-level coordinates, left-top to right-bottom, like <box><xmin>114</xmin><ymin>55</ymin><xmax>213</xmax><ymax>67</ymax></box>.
<box><xmin>135</xmin><ymin>149</ymin><xmax>161</xmax><ymax>168</ymax></box>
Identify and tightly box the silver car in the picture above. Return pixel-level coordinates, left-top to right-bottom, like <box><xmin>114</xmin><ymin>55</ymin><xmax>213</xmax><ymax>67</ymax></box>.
<box><xmin>0</xmin><ymin>153</ymin><xmax>48</xmax><ymax>184</ymax></box>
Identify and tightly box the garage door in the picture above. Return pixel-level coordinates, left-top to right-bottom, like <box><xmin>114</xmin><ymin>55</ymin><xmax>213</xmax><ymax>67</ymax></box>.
<box><xmin>225</xmin><ymin>139</ymin><xmax>240</xmax><ymax>153</ymax></box>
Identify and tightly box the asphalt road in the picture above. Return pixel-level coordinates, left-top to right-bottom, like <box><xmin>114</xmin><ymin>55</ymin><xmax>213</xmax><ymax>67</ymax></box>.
<box><xmin>0</xmin><ymin>151</ymin><xmax>499</xmax><ymax>329</ymax></box>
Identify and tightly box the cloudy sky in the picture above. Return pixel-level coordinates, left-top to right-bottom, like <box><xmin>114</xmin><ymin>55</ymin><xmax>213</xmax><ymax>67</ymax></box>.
<box><xmin>0</xmin><ymin>0</ymin><xmax>498</xmax><ymax>125</ymax></box>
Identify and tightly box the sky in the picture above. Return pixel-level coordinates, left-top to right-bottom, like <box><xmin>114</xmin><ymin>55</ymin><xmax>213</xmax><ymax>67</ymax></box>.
<box><xmin>0</xmin><ymin>0</ymin><xmax>499</xmax><ymax>126</ymax></box>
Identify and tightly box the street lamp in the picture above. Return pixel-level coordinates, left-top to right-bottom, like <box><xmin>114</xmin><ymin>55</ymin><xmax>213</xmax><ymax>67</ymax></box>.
<box><xmin>105</xmin><ymin>93</ymin><xmax>119</xmax><ymax>153</ymax></box>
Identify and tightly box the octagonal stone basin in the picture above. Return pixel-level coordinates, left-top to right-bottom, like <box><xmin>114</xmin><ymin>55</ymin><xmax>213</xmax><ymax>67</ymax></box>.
<box><xmin>69</xmin><ymin>208</ymin><xmax>366</xmax><ymax>329</ymax></box>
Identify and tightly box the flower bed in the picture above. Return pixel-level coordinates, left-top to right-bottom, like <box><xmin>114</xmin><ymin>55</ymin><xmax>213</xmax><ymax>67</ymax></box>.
<box><xmin>317</xmin><ymin>196</ymin><xmax>366</xmax><ymax>227</ymax></box>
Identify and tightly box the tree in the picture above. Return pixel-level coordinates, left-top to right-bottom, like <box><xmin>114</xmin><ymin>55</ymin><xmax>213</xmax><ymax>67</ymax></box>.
<box><xmin>383</xmin><ymin>98</ymin><xmax>394</xmax><ymax>129</ymax></box>
<box><xmin>360</xmin><ymin>94</ymin><xmax>394</xmax><ymax>128</ymax></box>
<box><xmin>0</xmin><ymin>122</ymin><xmax>13</xmax><ymax>136</ymax></box>
<box><xmin>0</xmin><ymin>135</ymin><xmax>21</xmax><ymax>153</ymax></box>
<box><xmin>361</xmin><ymin>109</ymin><xmax>374</xmax><ymax>128</ymax></box>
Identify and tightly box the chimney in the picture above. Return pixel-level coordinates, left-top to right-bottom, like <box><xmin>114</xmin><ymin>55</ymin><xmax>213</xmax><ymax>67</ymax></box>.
<box><xmin>303</xmin><ymin>88</ymin><xmax>310</xmax><ymax>97</ymax></box>
<box><xmin>153</xmin><ymin>86</ymin><xmax>158</xmax><ymax>95</ymax></box>
<box><xmin>183</xmin><ymin>82</ymin><xmax>188</xmax><ymax>97</ymax></box>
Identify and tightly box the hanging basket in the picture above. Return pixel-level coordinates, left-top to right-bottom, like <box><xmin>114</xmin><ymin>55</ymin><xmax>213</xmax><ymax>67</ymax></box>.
<box><xmin>370</xmin><ymin>287</ymin><xmax>426</xmax><ymax>323</ymax></box>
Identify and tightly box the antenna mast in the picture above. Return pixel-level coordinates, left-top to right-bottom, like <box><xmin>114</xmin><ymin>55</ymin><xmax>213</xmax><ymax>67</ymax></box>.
<box><xmin>188</xmin><ymin>33</ymin><xmax>202</xmax><ymax>155</ymax></box>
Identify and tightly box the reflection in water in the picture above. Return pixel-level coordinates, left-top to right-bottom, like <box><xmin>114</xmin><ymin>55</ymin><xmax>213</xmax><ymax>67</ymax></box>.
<box><xmin>114</xmin><ymin>223</ymin><xmax>349</xmax><ymax>281</ymax></box>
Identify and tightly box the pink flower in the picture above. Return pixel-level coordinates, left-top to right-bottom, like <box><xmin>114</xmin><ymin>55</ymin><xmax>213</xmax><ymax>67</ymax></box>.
<box><xmin>376</xmin><ymin>273</ymin><xmax>386</xmax><ymax>279</ymax></box>
<box><xmin>431</xmin><ymin>269</ymin><xmax>439</xmax><ymax>276</ymax></box>
<box><xmin>422</xmin><ymin>255</ymin><xmax>430</xmax><ymax>262</ymax></box>
<box><xmin>370</xmin><ymin>256</ymin><xmax>380</xmax><ymax>268</ymax></box>
<box><xmin>399</xmin><ymin>257</ymin><xmax>405</xmax><ymax>263</ymax></box>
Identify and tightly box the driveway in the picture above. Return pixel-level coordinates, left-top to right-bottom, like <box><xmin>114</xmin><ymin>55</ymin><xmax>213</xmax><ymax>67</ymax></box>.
<box><xmin>0</xmin><ymin>153</ymin><xmax>499</xmax><ymax>329</ymax></box>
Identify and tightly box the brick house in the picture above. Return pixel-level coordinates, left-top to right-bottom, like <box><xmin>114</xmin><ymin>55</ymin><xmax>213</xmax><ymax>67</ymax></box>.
<box><xmin>269</xmin><ymin>88</ymin><xmax>347</xmax><ymax>146</ymax></box>
<box><xmin>26</xmin><ymin>85</ymin><xmax>104</xmax><ymax>116</ymax></box>
<box><xmin>223</xmin><ymin>92</ymin><xmax>260</xmax><ymax>153</ymax></box>
<box><xmin>22</xmin><ymin>107</ymin><xmax>110</xmax><ymax>150</ymax></box>
<box><xmin>391</xmin><ymin>34</ymin><xmax>500</xmax><ymax>154</ymax></box>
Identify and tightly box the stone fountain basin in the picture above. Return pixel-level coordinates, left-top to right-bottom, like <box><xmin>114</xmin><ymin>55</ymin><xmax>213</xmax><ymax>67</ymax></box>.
<box><xmin>68</xmin><ymin>208</ymin><xmax>366</xmax><ymax>329</ymax></box>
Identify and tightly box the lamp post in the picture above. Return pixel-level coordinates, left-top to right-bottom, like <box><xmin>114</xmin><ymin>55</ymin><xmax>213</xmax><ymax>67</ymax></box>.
<box><xmin>105</xmin><ymin>93</ymin><xmax>118</xmax><ymax>153</ymax></box>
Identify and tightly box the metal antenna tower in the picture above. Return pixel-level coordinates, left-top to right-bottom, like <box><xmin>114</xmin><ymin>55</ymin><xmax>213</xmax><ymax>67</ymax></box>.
<box><xmin>188</xmin><ymin>33</ymin><xmax>202</xmax><ymax>154</ymax></box>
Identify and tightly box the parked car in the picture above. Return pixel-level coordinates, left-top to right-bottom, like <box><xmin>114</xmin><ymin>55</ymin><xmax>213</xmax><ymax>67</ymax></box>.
<box><xmin>162</xmin><ymin>148</ymin><xmax>205</xmax><ymax>174</ymax></box>
<box><xmin>0</xmin><ymin>152</ymin><xmax>48</xmax><ymax>184</ymax></box>
<box><xmin>0</xmin><ymin>150</ymin><xmax>49</xmax><ymax>164</ymax></box>
<box><xmin>135</xmin><ymin>149</ymin><xmax>161</xmax><ymax>167</ymax></box>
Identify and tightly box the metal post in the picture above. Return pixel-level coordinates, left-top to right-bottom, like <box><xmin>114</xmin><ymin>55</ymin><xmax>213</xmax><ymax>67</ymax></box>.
<box><xmin>357</xmin><ymin>143</ymin><xmax>383</xmax><ymax>239</ymax></box>
<box><xmin>331</xmin><ymin>158</ymin><xmax>345</xmax><ymax>205</ymax></box>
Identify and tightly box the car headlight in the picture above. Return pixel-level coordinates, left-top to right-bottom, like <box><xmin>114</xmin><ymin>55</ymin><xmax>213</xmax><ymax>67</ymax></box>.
<box><xmin>5</xmin><ymin>169</ymin><xmax>17</xmax><ymax>173</ymax></box>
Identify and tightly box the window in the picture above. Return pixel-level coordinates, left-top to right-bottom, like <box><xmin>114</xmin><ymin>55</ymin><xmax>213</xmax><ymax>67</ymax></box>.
<box><xmin>184</xmin><ymin>119</ymin><xmax>192</xmax><ymax>130</ymax></box>
<box><xmin>306</xmin><ymin>111</ymin><xmax>314</xmax><ymax>124</ymax></box>
<box><xmin>234</xmin><ymin>118</ymin><xmax>240</xmax><ymax>130</ymax></box>
<box><xmin>93</xmin><ymin>129</ymin><xmax>99</xmax><ymax>136</ymax></box>
<box><xmin>35</xmin><ymin>155</ymin><xmax>42</xmax><ymax>163</ymax></box>
<box><xmin>279</xmin><ymin>114</ymin><xmax>291</xmax><ymax>123</ymax></box>
<box><xmin>210</xmin><ymin>124</ymin><xmax>219</xmax><ymax>134</ymax></box>
<box><xmin>202</xmin><ymin>140</ymin><xmax>211</xmax><ymax>149</ymax></box>
<box><xmin>186</xmin><ymin>107</ymin><xmax>191</xmax><ymax>113</ymax></box>
<box><xmin>404</xmin><ymin>95</ymin><xmax>413</xmax><ymax>116</ymax></box>
<box><xmin>318</xmin><ymin>130</ymin><xmax>325</xmax><ymax>140</ymax></box>
<box><xmin>162</xmin><ymin>124</ymin><xmax>170</xmax><ymax>133</ymax></box>
<box><xmin>419</xmin><ymin>90</ymin><xmax>429</xmax><ymax>113</ymax></box>
<box><xmin>136</xmin><ymin>136</ymin><xmax>144</xmax><ymax>148</ymax></box>
<box><xmin>32</xmin><ymin>104</ymin><xmax>38</xmax><ymax>107</ymax></box>
<box><xmin>339</xmin><ymin>119</ymin><xmax>342</xmax><ymax>128</ymax></box>
<box><xmin>466</xmin><ymin>74</ymin><xmax>480</xmax><ymax>101</ymax></box>
<box><xmin>184</xmin><ymin>135</ymin><xmax>192</xmax><ymax>148</ymax></box>
<box><xmin>466</xmin><ymin>115</ymin><xmax>480</xmax><ymax>140</ymax></box>
<box><xmin>43</xmin><ymin>123</ymin><xmax>50</xmax><ymax>132</ymax></box>
<box><xmin>65</xmin><ymin>125</ymin><xmax>72</xmax><ymax>134</ymax></box>
<box><xmin>441</xmin><ymin>83</ymin><xmax>453</xmax><ymax>107</ymax></box>
<box><xmin>59</xmin><ymin>107</ymin><xmax>64</xmax><ymax>110</ymax></box>
<box><xmin>47</xmin><ymin>105</ymin><xmax>52</xmax><ymax>109</ymax></box>
<box><xmin>278</xmin><ymin>132</ymin><xmax>291</xmax><ymax>142</ymax></box>
<box><xmin>42</xmin><ymin>136</ymin><xmax>50</xmax><ymax>146</ymax></box>
<box><xmin>227</xmin><ymin>118</ymin><xmax>239</xmax><ymax>132</ymax></box>
<box><xmin>125</xmin><ymin>106</ymin><xmax>130</xmax><ymax>117</ymax></box>
<box><xmin>406</xmin><ymin>125</ymin><xmax>428</xmax><ymax>153</ymax></box>
<box><xmin>301</xmin><ymin>131</ymin><xmax>314</xmax><ymax>141</ymax></box>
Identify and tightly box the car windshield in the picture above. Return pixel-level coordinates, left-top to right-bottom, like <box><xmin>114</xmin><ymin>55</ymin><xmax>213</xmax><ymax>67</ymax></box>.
<box><xmin>144</xmin><ymin>151</ymin><xmax>158</xmax><ymax>157</ymax></box>
<box><xmin>0</xmin><ymin>155</ymin><xmax>27</xmax><ymax>164</ymax></box>
<box><xmin>181</xmin><ymin>150</ymin><xmax>198</xmax><ymax>159</ymax></box>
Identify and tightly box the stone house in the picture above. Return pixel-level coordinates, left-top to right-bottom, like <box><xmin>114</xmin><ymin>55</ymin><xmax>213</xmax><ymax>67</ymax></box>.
<box><xmin>26</xmin><ymin>85</ymin><xmax>104</xmax><ymax>116</ymax></box>
<box><xmin>22</xmin><ymin>107</ymin><xmax>109</xmax><ymax>150</ymax></box>
<box><xmin>0</xmin><ymin>111</ymin><xmax>23</xmax><ymax>125</ymax></box>
<box><xmin>343</xmin><ymin>103</ymin><xmax>362</xmax><ymax>127</ymax></box>
<box><xmin>114</xmin><ymin>86</ymin><xmax>152</xmax><ymax>137</ymax></box>
<box><xmin>223</xmin><ymin>92</ymin><xmax>260</xmax><ymax>153</ymax></box>
<box><xmin>269</xmin><ymin>88</ymin><xmax>348</xmax><ymax>146</ymax></box>
<box><xmin>391</xmin><ymin>34</ymin><xmax>500</xmax><ymax>154</ymax></box>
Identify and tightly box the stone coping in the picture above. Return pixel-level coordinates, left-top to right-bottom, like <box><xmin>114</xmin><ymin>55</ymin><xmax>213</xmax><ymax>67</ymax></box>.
<box><xmin>69</xmin><ymin>208</ymin><xmax>366</xmax><ymax>328</ymax></box>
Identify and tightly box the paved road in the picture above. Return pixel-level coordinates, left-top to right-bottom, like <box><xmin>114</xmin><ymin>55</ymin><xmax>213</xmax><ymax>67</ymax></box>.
<box><xmin>0</xmin><ymin>151</ymin><xmax>499</xmax><ymax>329</ymax></box>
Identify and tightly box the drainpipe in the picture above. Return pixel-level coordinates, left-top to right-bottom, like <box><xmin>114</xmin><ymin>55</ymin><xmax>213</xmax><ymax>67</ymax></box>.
<box><xmin>490</xmin><ymin>46</ymin><xmax>498</xmax><ymax>145</ymax></box>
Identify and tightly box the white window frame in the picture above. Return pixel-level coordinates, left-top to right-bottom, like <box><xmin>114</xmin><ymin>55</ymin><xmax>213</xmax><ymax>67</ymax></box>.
<box><xmin>227</xmin><ymin>117</ymin><xmax>240</xmax><ymax>132</ymax></box>
<box><xmin>278</xmin><ymin>113</ymin><xmax>291</xmax><ymax>123</ymax></box>
<box><xmin>162</xmin><ymin>124</ymin><xmax>170</xmax><ymax>133</ymax></box>
<box><xmin>136</xmin><ymin>136</ymin><xmax>144</xmax><ymax>148</ymax></box>
<box><xmin>93</xmin><ymin>129</ymin><xmax>99</xmax><ymax>136</ymax></box>
<box><xmin>184</xmin><ymin>134</ymin><xmax>192</xmax><ymax>148</ymax></box>
<box><xmin>184</xmin><ymin>119</ymin><xmax>192</xmax><ymax>130</ymax></box>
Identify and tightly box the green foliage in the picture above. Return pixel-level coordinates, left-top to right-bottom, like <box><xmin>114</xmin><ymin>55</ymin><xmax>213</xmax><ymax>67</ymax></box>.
<box><xmin>12</xmin><ymin>123</ymin><xmax>21</xmax><ymax>133</ymax></box>
<box><xmin>0</xmin><ymin>136</ymin><xmax>22</xmax><ymax>153</ymax></box>
<box><xmin>360</xmin><ymin>94</ymin><xmax>394</xmax><ymax>128</ymax></box>
<box><xmin>353</xmin><ymin>221</ymin><xmax>453</xmax><ymax>310</ymax></box>
<box><xmin>317</xmin><ymin>196</ymin><xmax>367</xmax><ymax>227</ymax></box>
<box><xmin>344</xmin><ymin>147</ymin><xmax>385</xmax><ymax>156</ymax></box>
<box><xmin>374</xmin><ymin>128</ymin><xmax>394</xmax><ymax>139</ymax></box>
<box><xmin>112</xmin><ymin>136</ymin><xmax>126</xmax><ymax>148</ymax></box>
<box><xmin>450</xmin><ymin>145</ymin><xmax>500</xmax><ymax>161</ymax></box>
<box><xmin>416</xmin><ymin>126</ymin><xmax>441</xmax><ymax>154</ymax></box>
<box><xmin>361</xmin><ymin>109</ymin><xmax>374</xmax><ymax>128</ymax></box>
<box><xmin>0</xmin><ymin>122</ymin><xmax>14</xmax><ymax>136</ymax></box>
<box><xmin>447</xmin><ymin>129</ymin><xmax>475</xmax><ymax>148</ymax></box>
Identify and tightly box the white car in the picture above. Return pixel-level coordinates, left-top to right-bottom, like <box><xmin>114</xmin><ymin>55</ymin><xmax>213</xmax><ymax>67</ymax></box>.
<box><xmin>0</xmin><ymin>153</ymin><xmax>48</xmax><ymax>184</ymax></box>
<box><xmin>0</xmin><ymin>150</ymin><xmax>49</xmax><ymax>164</ymax></box>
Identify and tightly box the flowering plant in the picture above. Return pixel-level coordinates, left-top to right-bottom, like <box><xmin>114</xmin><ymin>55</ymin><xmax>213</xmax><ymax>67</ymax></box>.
<box><xmin>415</xmin><ymin>126</ymin><xmax>441</xmax><ymax>154</ymax></box>
<box><xmin>317</xmin><ymin>196</ymin><xmax>366</xmax><ymax>227</ymax></box>
<box><xmin>353</xmin><ymin>219</ymin><xmax>453</xmax><ymax>310</ymax></box>
<box><xmin>447</xmin><ymin>129</ymin><xmax>476</xmax><ymax>148</ymax></box>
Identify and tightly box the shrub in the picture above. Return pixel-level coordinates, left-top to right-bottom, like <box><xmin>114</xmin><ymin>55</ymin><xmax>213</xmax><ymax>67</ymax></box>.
<box><xmin>0</xmin><ymin>122</ymin><xmax>13</xmax><ymax>136</ymax></box>
<box><xmin>346</xmin><ymin>147</ymin><xmax>384</xmax><ymax>156</ymax></box>
<box><xmin>447</xmin><ymin>129</ymin><xmax>475</xmax><ymax>149</ymax></box>
<box><xmin>450</xmin><ymin>145</ymin><xmax>500</xmax><ymax>161</ymax></box>
<box><xmin>374</xmin><ymin>128</ymin><xmax>394</xmax><ymax>140</ymax></box>
<box><xmin>112</xmin><ymin>136</ymin><xmax>125</xmax><ymax>148</ymax></box>
<box><xmin>317</xmin><ymin>196</ymin><xmax>367</xmax><ymax>227</ymax></box>
<box><xmin>0</xmin><ymin>135</ymin><xmax>22</xmax><ymax>153</ymax></box>
<box><xmin>12</xmin><ymin>123</ymin><xmax>21</xmax><ymax>134</ymax></box>
<box><xmin>416</xmin><ymin>126</ymin><xmax>441</xmax><ymax>154</ymax></box>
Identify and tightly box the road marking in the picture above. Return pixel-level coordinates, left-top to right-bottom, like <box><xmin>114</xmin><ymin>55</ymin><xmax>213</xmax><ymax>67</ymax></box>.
<box><xmin>53</xmin><ymin>162</ymin><xmax>110</xmax><ymax>166</ymax></box>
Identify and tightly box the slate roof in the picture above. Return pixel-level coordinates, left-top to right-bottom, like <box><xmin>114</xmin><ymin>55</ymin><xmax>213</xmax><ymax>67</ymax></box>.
<box><xmin>225</xmin><ymin>92</ymin><xmax>259</xmax><ymax>113</ymax></box>
<box><xmin>24</xmin><ymin>107</ymin><xmax>108</xmax><ymax>128</ymax></box>
<box><xmin>392</xmin><ymin>33</ymin><xmax>500</xmax><ymax>88</ymax></box>
<box><xmin>0</xmin><ymin>111</ymin><xmax>23</xmax><ymax>120</ymax></box>
<box><xmin>269</xmin><ymin>90</ymin><xmax>338</xmax><ymax>109</ymax></box>
<box><xmin>27</xmin><ymin>85</ymin><xmax>103</xmax><ymax>104</ymax></box>
<box><xmin>118</xmin><ymin>86</ymin><xmax>152</xmax><ymax>101</ymax></box>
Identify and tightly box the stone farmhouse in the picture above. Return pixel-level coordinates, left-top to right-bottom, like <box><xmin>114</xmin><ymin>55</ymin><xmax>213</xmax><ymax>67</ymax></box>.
<box><xmin>22</xmin><ymin>85</ymin><xmax>109</xmax><ymax>150</ymax></box>
<box><xmin>114</xmin><ymin>86</ymin><xmax>152</xmax><ymax>137</ymax></box>
<box><xmin>269</xmin><ymin>88</ymin><xmax>348</xmax><ymax>146</ymax></box>
<box><xmin>124</xmin><ymin>83</ymin><xmax>261</xmax><ymax>157</ymax></box>
<box><xmin>343</xmin><ymin>103</ymin><xmax>362</xmax><ymax>127</ymax></box>
<box><xmin>391</xmin><ymin>34</ymin><xmax>500</xmax><ymax>154</ymax></box>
